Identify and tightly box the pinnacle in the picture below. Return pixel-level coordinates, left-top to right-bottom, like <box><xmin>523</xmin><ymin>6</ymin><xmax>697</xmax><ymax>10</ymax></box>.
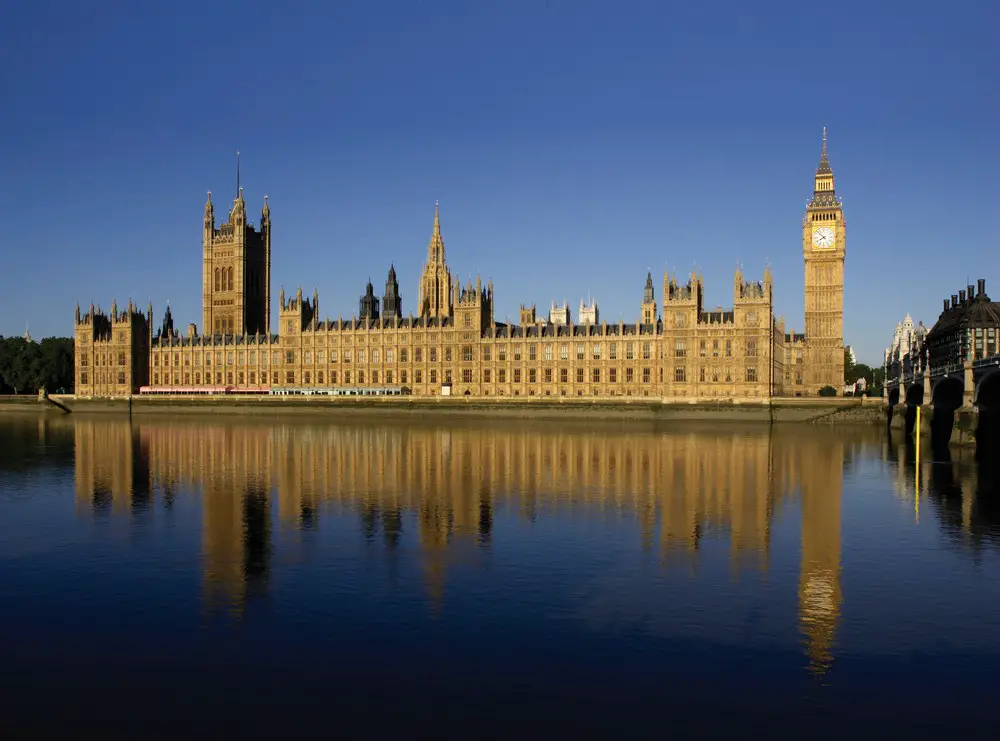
<box><xmin>817</xmin><ymin>127</ymin><xmax>832</xmax><ymax>174</ymax></box>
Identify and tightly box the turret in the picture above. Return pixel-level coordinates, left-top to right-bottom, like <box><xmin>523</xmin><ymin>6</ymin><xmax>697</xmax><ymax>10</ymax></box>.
<box><xmin>662</xmin><ymin>269</ymin><xmax>701</xmax><ymax>329</ymax></box>
<box><xmin>359</xmin><ymin>279</ymin><xmax>380</xmax><ymax>323</ymax></box>
<box><xmin>641</xmin><ymin>271</ymin><xmax>656</xmax><ymax>325</ymax></box>
<box><xmin>519</xmin><ymin>304</ymin><xmax>536</xmax><ymax>326</ymax></box>
<box><xmin>579</xmin><ymin>297</ymin><xmax>599</xmax><ymax>326</ymax></box>
<box><xmin>204</xmin><ymin>191</ymin><xmax>214</xmax><ymax>234</ymax></box>
<box><xmin>383</xmin><ymin>264</ymin><xmax>402</xmax><ymax>321</ymax></box>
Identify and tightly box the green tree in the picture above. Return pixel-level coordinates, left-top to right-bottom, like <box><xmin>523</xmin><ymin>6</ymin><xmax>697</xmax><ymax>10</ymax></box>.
<box><xmin>0</xmin><ymin>336</ymin><xmax>75</xmax><ymax>395</ymax></box>
<box><xmin>844</xmin><ymin>347</ymin><xmax>856</xmax><ymax>384</ymax></box>
<box><xmin>818</xmin><ymin>385</ymin><xmax>838</xmax><ymax>397</ymax></box>
<box><xmin>872</xmin><ymin>366</ymin><xmax>885</xmax><ymax>390</ymax></box>
<box><xmin>37</xmin><ymin>338</ymin><xmax>75</xmax><ymax>392</ymax></box>
<box><xmin>847</xmin><ymin>362</ymin><xmax>874</xmax><ymax>384</ymax></box>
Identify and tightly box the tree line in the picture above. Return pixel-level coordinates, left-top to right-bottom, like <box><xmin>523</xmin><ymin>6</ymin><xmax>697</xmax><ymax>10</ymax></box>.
<box><xmin>0</xmin><ymin>337</ymin><xmax>75</xmax><ymax>395</ymax></box>
<box><xmin>845</xmin><ymin>348</ymin><xmax>885</xmax><ymax>396</ymax></box>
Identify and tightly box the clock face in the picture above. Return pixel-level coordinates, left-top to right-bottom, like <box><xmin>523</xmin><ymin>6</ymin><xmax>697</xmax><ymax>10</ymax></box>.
<box><xmin>812</xmin><ymin>226</ymin><xmax>835</xmax><ymax>249</ymax></box>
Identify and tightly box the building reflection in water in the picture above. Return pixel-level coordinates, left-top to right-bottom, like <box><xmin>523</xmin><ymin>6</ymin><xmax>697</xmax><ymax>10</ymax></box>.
<box><xmin>885</xmin><ymin>430</ymin><xmax>1000</xmax><ymax>557</ymax></box>
<box><xmin>70</xmin><ymin>417</ymin><xmax>926</xmax><ymax>674</ymax></box>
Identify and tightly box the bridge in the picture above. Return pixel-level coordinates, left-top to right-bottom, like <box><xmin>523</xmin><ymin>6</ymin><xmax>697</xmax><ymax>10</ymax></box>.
<box><xmin>886</xmin><ymin>354</ymin><xmax>1000</xmax><ymax>409</ymax></box>
<box><xmin>885</xmin><ymin>354</ymin><xmax>1000</xmax><ymax>451</ymax></box>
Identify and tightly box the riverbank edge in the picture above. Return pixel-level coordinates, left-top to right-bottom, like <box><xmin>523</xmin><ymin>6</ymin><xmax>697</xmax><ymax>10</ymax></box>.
<box><xmin>1</xmin><ymin>394</ymin><xmax>888</xmax><ymax>425</ymax></box>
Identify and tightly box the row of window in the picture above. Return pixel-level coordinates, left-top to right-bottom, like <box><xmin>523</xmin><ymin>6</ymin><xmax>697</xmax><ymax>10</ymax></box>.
<box><xmin>79</xmin><ymin>352</ymin><xmax>127</xmax><ymax>367</ymax></box>
<box><xmin>214</xmin><ymin>267</ymin><xmax>234</xmax><ymax>292</ymax></box>
<box><xmin>150</xmin><ymin>338</ymin><xmax>765</xmax><ymax>368</ymax></box>
<box><xmin>147</xmin><ymin>365</ymin><xmax>761</xmax><ymax>388</ymax></box>
<box><xmin>79</xmin><ymin>372</ymin><xmax>126</xmax><ymax>385</ymax></box>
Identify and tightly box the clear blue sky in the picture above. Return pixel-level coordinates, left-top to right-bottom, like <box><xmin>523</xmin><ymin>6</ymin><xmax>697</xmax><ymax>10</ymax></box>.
<box><xmin>1</xmin><ymin>0</ymin><xmax>997</xmax><ymax>365</ymax></box>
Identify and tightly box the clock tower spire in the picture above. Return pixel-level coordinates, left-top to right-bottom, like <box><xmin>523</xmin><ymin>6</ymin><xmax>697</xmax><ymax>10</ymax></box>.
<box><xmin>801</xmin><ymin>128</ymin><xmax>846</xmax><ymax>394</ymax></box>
<box><xmin>813</xmin><ymin>126</ymin><xmax>835</xmax><ymax>195</ymax></box>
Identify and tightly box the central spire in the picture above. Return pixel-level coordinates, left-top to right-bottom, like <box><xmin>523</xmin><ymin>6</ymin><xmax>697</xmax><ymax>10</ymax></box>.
<box><xmin>428</xmin><ymin>200</ymin><xmax>445</xmax><ymax>264</ymax></box>
<box><xmin>236</xmin><ymin>150</ymin><xmax>242</xmax><ymax>199</ymax></box>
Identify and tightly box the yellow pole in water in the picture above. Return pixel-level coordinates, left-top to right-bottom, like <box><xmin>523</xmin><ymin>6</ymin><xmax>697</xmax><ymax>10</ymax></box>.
<box><xmin>915</xmin><ymin>406</ymin><xmax>921</xmax><ymax>523</ymax></box>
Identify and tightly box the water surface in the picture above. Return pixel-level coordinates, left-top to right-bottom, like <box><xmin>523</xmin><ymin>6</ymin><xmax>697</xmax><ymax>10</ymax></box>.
<box><xmin>1</xmin><ymin>415</ymin><xmax>997</xmax><ymax>739</ymax></box>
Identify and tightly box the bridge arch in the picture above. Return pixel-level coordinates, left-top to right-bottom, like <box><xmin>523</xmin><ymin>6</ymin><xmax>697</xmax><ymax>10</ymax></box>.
<box><xmin>930</xmin><ymin>376</ymin><xmax>964</xmax><ymax>454</ymax></box>
<box><xmin>905</xmin><ymin>384</ymin><xmax>924</xmax><ymax>406</ymax></box>
<box><xmin>976</xmin><ymin>372</ymin><xmax>1000</xmax><ymax>465</ymax></box>
<box><xmin>975</xmin><ymin>369</ymin><xmax>1000</xmax><ymax>409</ymax></box>
<box><xmin>888</xmin><ymin>386</ymin><xmax>900</xmax><ymax>407</ymax></box>
<box><xmin>932</xmin><ymin>376</ymin><xmax>964</xmax><ymax>410</ymax></box>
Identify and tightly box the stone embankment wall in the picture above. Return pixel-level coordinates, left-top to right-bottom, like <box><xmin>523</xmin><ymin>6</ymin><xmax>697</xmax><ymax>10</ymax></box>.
<box><xmin>5</xmin><ymin>394</ymin><xmax>890</xmax><ymax>426</ymax></box>
<box><xmin>887</xmin><ymin>403</ymin><xmax>979</xmax><ymax>447</ymax></box>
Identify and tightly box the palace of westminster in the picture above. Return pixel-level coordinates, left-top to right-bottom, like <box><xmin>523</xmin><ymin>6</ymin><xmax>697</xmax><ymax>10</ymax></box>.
<box><xmin>73</xmin><ymin>133</ymin><xmax>846</xmax><ymax>399</ymax></box>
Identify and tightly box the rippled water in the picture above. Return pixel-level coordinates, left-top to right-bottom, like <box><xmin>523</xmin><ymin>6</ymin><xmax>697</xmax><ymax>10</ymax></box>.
<box><xmin>0</xmin><ymin>414</ymin><xmax>998</xmax><ymax>739</ymax></box>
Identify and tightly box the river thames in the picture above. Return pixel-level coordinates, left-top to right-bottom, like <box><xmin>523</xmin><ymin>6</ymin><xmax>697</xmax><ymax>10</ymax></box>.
<box><xmin>0</xmin><ymin>415</ymin><xmax>997</xmax><ymax>738</ymax></box>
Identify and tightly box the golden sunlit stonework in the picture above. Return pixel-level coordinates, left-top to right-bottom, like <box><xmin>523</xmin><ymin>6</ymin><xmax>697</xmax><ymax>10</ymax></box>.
<box><xmin>73</xmin><ymin>134</ymin><xmax>845</xmax><ymax>399</ymax></box>
<box><xmin>784</xmin><ymin>128</ymin><xmax>847</xmax><ymax>394</ymax></box>
<box><xmin>70</xmin><ymin>418</ymin><xmax>855</xmax><ymax>671</ymax></box>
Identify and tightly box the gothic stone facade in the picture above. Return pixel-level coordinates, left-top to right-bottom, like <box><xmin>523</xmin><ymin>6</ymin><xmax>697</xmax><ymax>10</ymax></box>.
<box><xmin>75</xmin><ymin>135</ymin><xmax>852</xmax><ymax>399</ymax></box>
<box><xmin>73</xmin><ymin>300</ymin><xmax>150</xmax><ymax>398</ymax></box>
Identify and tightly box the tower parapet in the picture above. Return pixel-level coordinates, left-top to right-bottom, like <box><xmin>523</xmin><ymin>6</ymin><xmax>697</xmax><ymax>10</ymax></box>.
<box><xmin>519</xmin><ymin>303</ymin><xmax>537</xmax><ymax>326</ymax></box>
<box><xmin>549</xmin><ymin>301</ymin><xmax>571</xmax><ymax>326</ymax></box>
<box><xmin>454</xmin><ymin>275</ymin><xmax>493</xmax><ymax>332</ymax></box>
<box><xmin>662</xmin><ymin>271</ymin><xmax>701</xmax><ymax>330</ymax></box>
<box><xmin>74</xmin><ymin>299</ymin><xmax>151</xmax><ymax>397</ymax></box>
<box><xmin>279</xmin><ymin>286</ymin><xmax>318</xmax><ymax>333</ymax></box>
<box><xmin>579</xmin><ymin>298</ymin><xmax>599</xmax><ymax>326</ymax></box>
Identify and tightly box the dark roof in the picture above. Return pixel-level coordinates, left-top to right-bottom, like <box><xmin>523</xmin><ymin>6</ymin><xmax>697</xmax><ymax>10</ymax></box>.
<box><xmin>928</xmin><ymin>291</ymin><xmax>1000</xmax><ymax>339</ymax></box>
<box><xmin>808</xmin><ymin>192</ymin><xmax>840</xmax><ymax>208</ymax></box>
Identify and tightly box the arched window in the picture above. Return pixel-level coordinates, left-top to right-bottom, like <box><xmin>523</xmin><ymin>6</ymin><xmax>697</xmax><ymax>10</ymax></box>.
<box><xmin>215</xmin><ymin>268</ymin><xmax>221</xmax><ymax>291</ymax></box>
<box><xmin>227</xmin><ymin>267</ymin><xmax>234</xmax><ymax>291</ymax></box>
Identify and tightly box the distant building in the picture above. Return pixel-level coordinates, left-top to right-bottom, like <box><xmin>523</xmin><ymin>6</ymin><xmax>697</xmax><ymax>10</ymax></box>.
<box><xmin>845</xmin><ymin>345</ymin><xmax>857</xmax><ymax>366</ymax></box>
<box><xmin>844</xmin><ymin>376</ymin><xmax>867</xmax><ymax>396</ymax></box>
<box><xmin>549</xmin><ymin>302</ymin><xmax>571</xmax><ymax>326</ymax></box>
<box><xmin>579</xmin><ymin>298</ymin><xmax>599</xmax><ymax>326</ymax></box>
<box><xmin>883</xmin><ymin>313</ymin><xmax>928</xmax><ymax>381</ymax></box>
<box><xmin>926</xmin><ymin>279</ymin><xmax>1000</xmax><ymax>369</ymax></box>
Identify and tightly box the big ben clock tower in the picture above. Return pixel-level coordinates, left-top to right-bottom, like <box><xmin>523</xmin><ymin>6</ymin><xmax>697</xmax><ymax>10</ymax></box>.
<box><xmin>802</xmin><ymin>128</ymin><xmax>846</xmax><ymax>394</ymax></box>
